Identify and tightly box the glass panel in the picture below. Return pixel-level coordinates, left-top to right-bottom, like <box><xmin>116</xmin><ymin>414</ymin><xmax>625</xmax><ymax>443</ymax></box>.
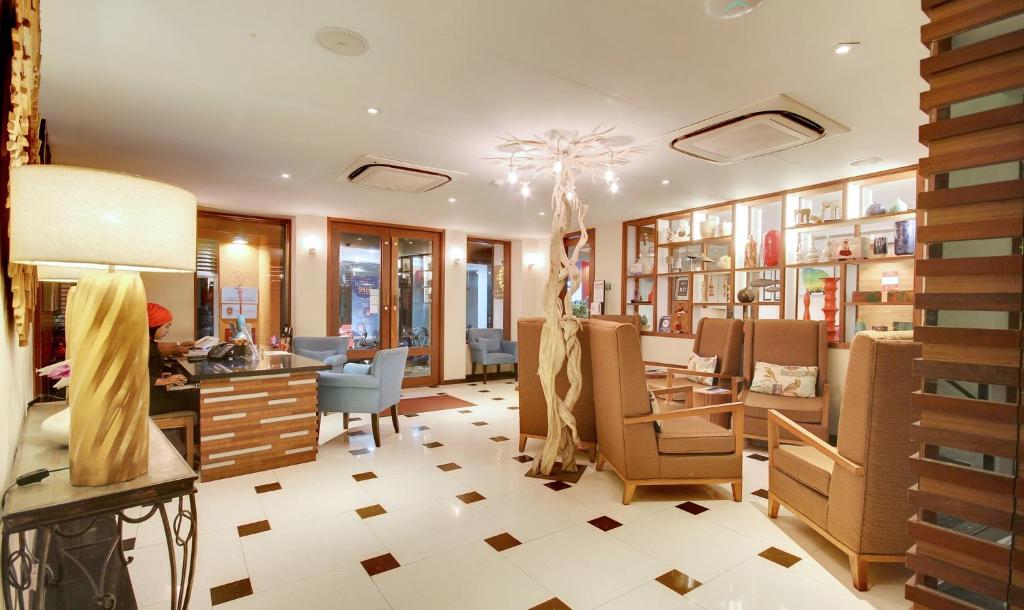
<box><xmin>466</xmin><ymin>240</ymin><xmax>506</xmax><ymax>333</ymax></box>
<box><xmin>337</xmin><ymin>232</ymin><xmax>382</xmax><ymax>350</ymax></box>
<box><xmin>396</xmin><ymin>236</ymin><xmax>433</xmax><ymax>350</ymax></box>
<box><xmin>405</xmin><ymin>354</ymin><xmax>431</xmax><ymax>378</ymax></box>
<box><xmin>37</xmin><ymin>282</ymin><xmax>73</xmax><ymax>397</ymax></box>
<box><xmin>565</xmin><ymin>232</ymin><xmax>594</xmax><ymax>317</ymax></box>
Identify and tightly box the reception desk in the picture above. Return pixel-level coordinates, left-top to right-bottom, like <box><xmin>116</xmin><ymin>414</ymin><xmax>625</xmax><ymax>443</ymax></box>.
<box><xmin>177</xmin><ymin>353</ymin><xmax>329</xmax><ymax>482</ymax></box>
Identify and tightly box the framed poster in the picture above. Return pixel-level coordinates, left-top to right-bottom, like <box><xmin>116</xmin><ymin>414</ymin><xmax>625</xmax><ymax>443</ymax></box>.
<box><xmin>239</xmin><ymin>287</ymin><xmax>259</xmax><ymax>303</ymax></box>
<box><xmin>894</xmin><ymin>220</ymin><xmax>916</xmax><ymax>256</ymax></box>
<box><xmin>221</xmin><ymin>303</ymin><xmax>239</xmax><ymax>319</ymax></box>
<box><xmin>674</xmin><ymin>276</ymin><xmax>690</xmax><ymax>300</ymax></box>
<box><xmin>658</xmin><ymin>316</ymin><xmax>671</xmax><ymax>333</ymax></box>
<box><xmin>241</xmin><ymin>304</ymin><xmax>258</xmax><ymax>318</ymax></box>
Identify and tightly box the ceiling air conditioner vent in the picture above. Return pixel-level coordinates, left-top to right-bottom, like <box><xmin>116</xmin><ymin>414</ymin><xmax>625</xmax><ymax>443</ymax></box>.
<box><xmin>669</xmin><ymin>95</ymin><xmax>848</xmax><ymax>165</ymax></box>
<box><xmin>339</xmin><ymin>155</ymin><xmax>454</xmax><ymax>193</ymax></box>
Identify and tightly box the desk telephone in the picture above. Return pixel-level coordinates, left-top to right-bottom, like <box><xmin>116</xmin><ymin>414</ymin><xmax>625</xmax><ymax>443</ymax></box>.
<box><xmin>206</xmin><ymin>342</ymin><xmax>239</xmax><ymax>360</ymax></box>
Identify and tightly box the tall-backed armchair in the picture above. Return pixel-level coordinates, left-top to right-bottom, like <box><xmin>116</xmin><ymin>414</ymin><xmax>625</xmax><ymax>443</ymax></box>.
<box><xmin>767</xmin><ymin>331</ymin><xmax>920</xmax><ymax>590</ymax></box>
<box><xmin>293</xmin><ymin>336</ymin><xmax>348</xmax><ymax>371</ymax></box>
<box><xmin>647</xmin><ymin>318</ymin><xmax>745</xmax><ymax>405</ymax></box>
<box><xmin>317</xmin><ymin>346</ymin><xmax>408</xmax><ymax>447</ymax></box>
<box><xmin>467</xmin><ymin>328</ymin><xmax>518</xmax><ymax>383</ymax></box>
<box><xmin>740</xmin><ymin>319</ymin><xmax>829</xmax><ymax>441</ymax></box>
<box><xmin>517</xmin><ymin>318</ymin><xmax>597</xmax><ymax>460</ymax></box>
<box><xmin>589</xmin><ymin>319</ymin><xmax>744</xmax><ymax>504</ymax></box>
<box><xmin>590</xmin><ymin>314</ymin><xmax>641</xmax><ymax>333</ymax></box>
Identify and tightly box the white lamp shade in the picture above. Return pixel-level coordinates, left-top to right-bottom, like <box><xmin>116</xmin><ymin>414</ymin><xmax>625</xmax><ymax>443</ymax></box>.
<box><xmin>36</xmin><ymin>265</ymin><xmax>85</xmax><ymax>283</ymax></box>
<box><xmin>10</xmin><ymin>165</ymin><xmax>197</xmax><ymax>272</ymax></box>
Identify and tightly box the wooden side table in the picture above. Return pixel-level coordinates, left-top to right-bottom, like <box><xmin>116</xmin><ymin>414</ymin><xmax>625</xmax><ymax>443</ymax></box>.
<box><xmin>2</xmin><ymin>402</ymin><xmax>198</xmax><ymax>610</ymax></box>
<box><xmin>692</xmin><ymin>386</ymin><xmax>734</xmax><ymax>428</ymax></box>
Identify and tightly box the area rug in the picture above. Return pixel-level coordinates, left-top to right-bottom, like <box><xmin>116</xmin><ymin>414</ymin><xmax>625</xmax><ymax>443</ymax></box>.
<box><xmin>399</xmin><ymin>394</ymin><xmax>477</xmax><ymax>415</ymax></box>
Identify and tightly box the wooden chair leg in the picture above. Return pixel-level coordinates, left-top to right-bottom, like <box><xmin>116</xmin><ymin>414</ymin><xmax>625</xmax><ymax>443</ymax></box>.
<box><xmin>595</xmin><ymin>453</ymin><xmax>606</xmax><ymax>471</ymax></box>
<box><xmin>731</xmin><ymin>481</ymin><xmax>742</xmax><ymax>502</ymax></box>
<box><xmin>371</xmin><ymin>413</ymin><xmax>381</xmax><ymax>448</ymax></box>
<box><xmin>185</xmin><ymin>419</ymin><xmax>195</xmax><ymax>469</ymax></box>
<box><xmin>518</xmin><ymin>434</ymin><xmax>527</xmax><ymax>452</ymax></box>
<box><xmin>514</xmin><ymin>363</ymin><xmax>519</xmax><ymax>380</ymax></box>
<box><xmin>587</xmin><ymin>444</ymin><xmax>597</xmax><ymax>463</ymax></box>
<box><xmin>622</xmin><ymin>482</ymin><xmax>637</xmax><ymax>505</ymax></box>
<box><xmin>768</xmin><ymin>494</ymin><xmax>781</xmax><ymax>518</ymax></box>
<box><xmin>343</xmin><ymin>412</ymin><xmax>350</xmax><ymax>430</ymax></box>
<box><xmin>483</xmin><ymin>365</ymin><xmax>488</xmax><ymax>384</ymax></box>
<box><xmin>849</xmin><ymin>555</ymin><xmax>870</xmax><ymax>591</ymax></box>
<box><xmin>391</xmin><ymin>405</ymin><xmax>399</xmax><ymax>432</ymax></box>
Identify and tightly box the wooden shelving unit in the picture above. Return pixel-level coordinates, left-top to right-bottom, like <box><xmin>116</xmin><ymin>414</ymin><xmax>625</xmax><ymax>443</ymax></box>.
<box><xmin>621</xmin><ymin>166</ymin><xmax>922</xmax><ymax>347</ymax></box>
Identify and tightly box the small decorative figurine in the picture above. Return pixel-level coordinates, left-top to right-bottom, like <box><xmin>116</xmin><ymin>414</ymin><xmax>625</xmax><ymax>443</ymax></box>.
<box><xmin>838</xmin><ymin>239</ymin><xmax>853</xmax><ymax>259</ymax></box>
<box><xmin>744</xmin><ymin>234</ymin><xmax>758</xmax><ymax>268</ymax></box>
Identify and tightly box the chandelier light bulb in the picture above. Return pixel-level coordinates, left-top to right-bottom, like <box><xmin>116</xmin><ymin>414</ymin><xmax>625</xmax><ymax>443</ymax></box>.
<box><xmin>604</xmin><ymin>168</ymin><xmax>615</xmax><ymax>184</ymax></box>
<box><xmin>507</xmin><ymin>168</ymin><xmax>518</xmax><ymax>185</ymax></box>
<box><xmin>553</xmin><ymin>160</ymin><xmax>563</xmax><ymax>173</ymax></box>
<box><xmin>610</xmin><ymin>181</ymin><xmax>620</xmax><ymax>194</ymax></box>
<box><xmin>520</xmin><ymin>183</ymin><xmax>531</xmax><ymax>198</ymax></box>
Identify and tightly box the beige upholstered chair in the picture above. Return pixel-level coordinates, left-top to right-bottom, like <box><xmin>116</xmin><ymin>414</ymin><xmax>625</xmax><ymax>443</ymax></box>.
<box><xmin>741</xmin><ymin>319</ymin><xmax>829</xmax><ymax>441</ymax></box>
<box><xmin>517</xmin><ymin>318</ymin><xmax>597</xmax><ymax>460</ymax></box>
<box><xmin>767</xmin><ymin>330</ymin><xmax>920</xmax><ymax>590</ymax></box>
<box><xmin>590</xmin><ymin>314</ymin><xmax>641</xmax><ymax>333</ymax></box>
<box><xmin>647</xmin><ymin>318</ymin><xmax>745</xmax><ymax>404</ymax></box>
<box><xmin>589</xmin><ymin>319</ymin><xmax>744</xmax><ymax>504</ymax></box>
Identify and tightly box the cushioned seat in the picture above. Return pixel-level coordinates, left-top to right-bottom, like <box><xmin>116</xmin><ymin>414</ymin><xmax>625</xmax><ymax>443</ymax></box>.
<box><xmin>741</xmin><ymin>390</ymin><xmax>826</xmax><ymax>424</ymax></box>
<box><xmin>774</xmin><ymin>444</ymin><xmax>834</xmax><ymax>495</ymax></box>
<box><xmin>657</xmin><ymin>417</ymin><xmax>735</xmax><ymax>454</ymax></box>
<box><xmin>770</xmin><ymin>467</ymin><xmax>829</xmax><ymax>527</ymax></box>
<box><xmin>484</xmin><ymin>352</ymin><xmax>515</xmax><ymax>364</ymax></box>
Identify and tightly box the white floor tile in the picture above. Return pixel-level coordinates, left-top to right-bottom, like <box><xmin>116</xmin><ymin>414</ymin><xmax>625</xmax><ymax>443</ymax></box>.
<box><xmin>364</xmin><ymin>496</ymin><xmax>503</xmax><ymax>564</ymax></box>
<box><xmin>257</xmin><ymin>476</ymin><xmax>376</xmax><ymax>527</ymax></box>
<box><xmin>219</xmin><ymin>564</ymin><xmax>390</xmax><ymax>610</ymax></box>
<box><xmin>360</xmin><ymin>465</ymin><xmax>472</xmax><ymax>511</ymax></box>
<box><xmin>792</xmin><ymin>542</ymin><xmax>913</xmax><ymax>610</ymax></box>
<box><xmin>598</xmin><ymin>580</ymin><xmax>703</xmax><ymax>609</ymax></box>
<box><xmin>473</xmin><ymin>484</ymin><xmax>600</xmax><ymax>542</ymax></box>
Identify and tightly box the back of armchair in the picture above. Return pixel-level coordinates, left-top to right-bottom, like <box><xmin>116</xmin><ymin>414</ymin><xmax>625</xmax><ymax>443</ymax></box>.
<box><xmin>742</xmin><ymin>319</ymin><xmax>828</xmax><ymax>396</ymax></box>
<box><xmin>693</xmin><ymin>318</ymin><xmax>744</xmax><ymax>382</ymax></box>
<box><xmin>371</xmin><ymin>346</ymin><xmax>409</xmax><ymax>410</ymax></box>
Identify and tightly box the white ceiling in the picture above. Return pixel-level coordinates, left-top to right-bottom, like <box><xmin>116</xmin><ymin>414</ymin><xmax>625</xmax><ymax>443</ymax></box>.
<box><xmin>39</xmin><ymin>0</ymin><xmax>928</xmax><ymax>238</ymax></box>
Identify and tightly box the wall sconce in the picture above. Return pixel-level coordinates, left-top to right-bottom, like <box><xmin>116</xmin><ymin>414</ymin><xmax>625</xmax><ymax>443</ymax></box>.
<box><xmin>525</xmin><ymin>252</ymin><xmax>541</xmax><ymax>268</ymax></box>
<box><xmin>303</xmin><ymin>235</ymin><xmax>322</xmax><ymax>255</ymax></box>
<box><xmin>450</xmin><ymin>246</ymin><xmax>465</xmax><ymax>265</ymax></box>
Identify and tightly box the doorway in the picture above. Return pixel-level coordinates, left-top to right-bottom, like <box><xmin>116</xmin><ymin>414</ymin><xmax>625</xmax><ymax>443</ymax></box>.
<box><xmin>328</xmin><ymin>220</ymin><xmax>444</xmax><ymax>387</ymax></box>
<box><xmin>563</xmin><ymin>228</ymin><xmax>596</xmax><ymax>317</ymax></box>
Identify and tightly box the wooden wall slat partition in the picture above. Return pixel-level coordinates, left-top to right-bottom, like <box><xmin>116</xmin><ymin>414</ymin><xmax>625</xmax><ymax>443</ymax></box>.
<box><xmin>911</xmin><ymin>1</ymin><xmax>1024</xmax><ymax>608</ymax></box>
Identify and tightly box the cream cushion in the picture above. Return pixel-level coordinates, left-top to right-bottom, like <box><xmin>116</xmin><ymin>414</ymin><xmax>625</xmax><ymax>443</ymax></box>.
<box><xmin>681</xmin><ymin>353</ymin><xmax>717</xmax><ymax>386</ymax></box>
<box><xmin>774</xmin><ymin>444</ymin><xmax>834</xmax><ymax>496</ymax></box>
<box><xmin>750</xmin><ymin>361</ymin><xmax>818</xmax><ymax>398</ymax></box>
<box><xmin>657</xmin><ymin>417</ymin><xmax>734</xmax><ymax>454</ymax></box>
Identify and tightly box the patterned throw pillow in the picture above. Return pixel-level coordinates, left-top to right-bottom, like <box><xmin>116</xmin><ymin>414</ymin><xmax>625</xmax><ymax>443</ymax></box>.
<box><xmin>682</xmin><ymin>353</ymin><xmax>717</xmax><ymax>386</ymax></box>
<box><xmin>648</xmin><ymin>389</ymin><xmax>662</xmax><ymax>433</ymax></box>
<box><xmin>749</xmin><ymin>361</ymin><xmax>818</xmax><ymax>398</ymax></box>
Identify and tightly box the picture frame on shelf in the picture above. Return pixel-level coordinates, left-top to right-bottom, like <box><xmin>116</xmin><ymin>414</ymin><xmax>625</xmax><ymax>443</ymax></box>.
<box><xmin>872</xmin><ymin>236</ymin><xmax>888</xmax><ymax>256</ymax></box>
<box><xmin>658</xmin><ymin>316</ymin><xmax>671</xmax><ymax>333</ymax></box>
<box><xmin>894</xmin><ymin>220</ymin><xmax>916</xmax><ymax>256</ymax></box>
<box><xmin>674</xmin><ymin>276</ymin><xmax>690</xmax><ymax>300</ymax></box>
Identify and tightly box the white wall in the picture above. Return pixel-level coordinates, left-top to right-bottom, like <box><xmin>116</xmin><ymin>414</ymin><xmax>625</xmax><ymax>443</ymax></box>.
<box><xmin>1</xmin><ymin>282</ymin><xmax>35</xmax><ymax>489</ymax></box>
<box><xmin>292</xmin><ymin>215</ymin><xmax>328</xmax><ymax>337</ymax></box>
<box><xmin>140</xmin><ymin>272</ymin><xmax>195</xmax><ymax>342</ymax></box>
<box><xmin>443</xmin><ymin>230</ymin><xmax>468</xmax><ymax>381</ymax></box>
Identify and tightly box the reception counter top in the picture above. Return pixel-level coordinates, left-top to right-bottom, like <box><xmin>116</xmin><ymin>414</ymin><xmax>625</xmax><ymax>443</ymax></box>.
<box><xmin>177</xmin><ymin>352</ymin><xmax>329</xmax><ymax>482</ymax></box>
<box><xmin>176</xmin><ymin>352</ymin><xmax>329</xmax><ymax>380</ymax></box>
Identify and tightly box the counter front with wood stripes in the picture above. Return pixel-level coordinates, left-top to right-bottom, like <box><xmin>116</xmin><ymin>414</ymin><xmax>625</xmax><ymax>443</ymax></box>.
<box><xmin>177</xmin><ymin>353</ymin><xmax>329</xmax><ymax>482</ymax></box>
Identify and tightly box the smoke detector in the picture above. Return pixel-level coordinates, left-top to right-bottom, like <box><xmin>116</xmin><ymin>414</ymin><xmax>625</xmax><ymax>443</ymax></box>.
<box><xmin>669</xmin><ymin>94</ymin><xmax>849</xmax><ymax>164</ymax></box>
<box><xmin>339</xmin><ymin>155</ymin><xmax>464</xmax><ymax>193</ymax></box>
<box><xmin>315</xmin><ymin>27</ymin><xmax>369</xmax><ymax>57</ymax></box>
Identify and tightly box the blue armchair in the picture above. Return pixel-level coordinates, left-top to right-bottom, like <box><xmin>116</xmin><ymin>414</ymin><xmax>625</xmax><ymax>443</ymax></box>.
<box><xmin>467</xmin><ymin>328</ymin><xmax>517</xmax><ymax>384</ymax></box>
<box><xmin>293</xmin><ymin>336</ymin><xmax>348</xmax><ymax>371</ymax></box>
<box><xmin>317</xmin><ymin>346</ymin><xmax>408</xmax><ymax>447</ymax></box>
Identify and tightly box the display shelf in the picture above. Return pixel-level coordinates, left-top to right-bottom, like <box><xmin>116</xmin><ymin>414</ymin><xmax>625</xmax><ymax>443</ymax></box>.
<box><xmin>845</xmin><ymin>302</ymin><xmax>913</xmax><ymax>307</ymax></box>
<box><xmin>734</xmin><ymin>266</ymin><xmax>781</xmax><ymax>273</ymax></box>
<box><xmin>788</xmin><ymin>211</ymin><xmax>916</xmax><ymax>234</ymax></box>
<box><xmin>843</xmin><ymin>255</ymin><xmax>914</xmax><ymax>266</ymax></box>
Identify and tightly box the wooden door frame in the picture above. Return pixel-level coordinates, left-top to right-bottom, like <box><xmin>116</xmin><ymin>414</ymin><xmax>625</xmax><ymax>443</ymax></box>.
<box><xmin>327</xmin><ymin>218</ymin><xmax>445</xmax><ymax>387</ymax></box>
<box><xmin>466</xmin><ymin>236</ymin><xmax>513</xmax><ymax>340</ymax></box>
<box><xmin>562</xmin><ymin>228</ymin><xmax>597</xmax><ymax>308</ymax></box>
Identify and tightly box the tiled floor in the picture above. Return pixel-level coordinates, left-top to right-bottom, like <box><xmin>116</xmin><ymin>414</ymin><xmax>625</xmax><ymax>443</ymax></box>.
<box><xmin>129</xmin><ymin>380</ymin><xmax>910</xmax><ymax>609</ymax></box>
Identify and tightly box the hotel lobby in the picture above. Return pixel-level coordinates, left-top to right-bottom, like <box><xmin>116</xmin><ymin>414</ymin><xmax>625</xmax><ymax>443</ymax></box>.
<box><xmin>0</xmin><ymin>1</ymin><xmax>1021</xmax><ymax>609</ymax></box>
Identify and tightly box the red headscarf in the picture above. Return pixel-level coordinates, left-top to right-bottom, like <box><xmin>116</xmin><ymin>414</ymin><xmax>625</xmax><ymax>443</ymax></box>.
<box><xmin>147</xmin><ymin>303</ymin><xmax>173</xmax><ymax>328</ymax></box>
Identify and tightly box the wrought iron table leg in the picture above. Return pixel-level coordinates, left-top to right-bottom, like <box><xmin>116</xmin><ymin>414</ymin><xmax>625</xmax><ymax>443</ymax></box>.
<box><xmin>158</xmin><ymin>493</ymin><xmax>197</xmax><ymax>610</ymax></box>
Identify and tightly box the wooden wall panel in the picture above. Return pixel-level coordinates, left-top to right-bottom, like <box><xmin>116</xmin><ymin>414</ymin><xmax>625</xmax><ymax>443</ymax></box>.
<box><xmin>912</xmin><ymin>1</ymin><xmax>1024</xmax><ymax>608</ymax></box>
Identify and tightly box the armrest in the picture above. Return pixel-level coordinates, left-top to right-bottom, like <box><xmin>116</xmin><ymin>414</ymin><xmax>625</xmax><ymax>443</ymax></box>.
<box><xmin>324</xmin><ymin>354</ymin><xmax>347</xmax><ymax>368</ymax></box>
<box><xmin>644</xmin><ymin>361</ymin><xmax>740</xmax><ymax>382</ymax></box>
<box><xmin>500</xmin><ymin>340</ymin><xmax>517</xmax><ymax>357</ymax></box>
<box><xmin>767</xmin><ymin>409</ymin><xmax>862</xmax><ymax>476</ymax></box>
<box><xmin>624</xmin><ymin>401</ymin><xmax>743</xmax><ymax>425</ymax></box>
<box><xmin>317</xmin><ymin>371</ymin><xmax>381</xmax><ymax>389</ymax></box>
<box><xmin>468</xmin><ymin>342</ymin><xmax>486</xmax><ymax>354</ymax></box>
<box><xmin>342</xmin><ymin>362</ymin><xmax>372</xmax><ymax>376</ymax></box>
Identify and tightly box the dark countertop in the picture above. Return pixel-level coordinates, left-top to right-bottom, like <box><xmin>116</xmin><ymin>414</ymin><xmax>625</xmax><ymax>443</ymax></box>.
<box><xmin>176</xmin><ymin>351</ymin><xmax>329</xmax><ymax>380</ymax></box>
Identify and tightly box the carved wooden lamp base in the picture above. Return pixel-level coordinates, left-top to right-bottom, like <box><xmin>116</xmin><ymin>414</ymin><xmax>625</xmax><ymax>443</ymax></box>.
<box><xmin>67</xmin><ymin>271</ymin><xmax>150</xmax><ymax>487</ymax></box>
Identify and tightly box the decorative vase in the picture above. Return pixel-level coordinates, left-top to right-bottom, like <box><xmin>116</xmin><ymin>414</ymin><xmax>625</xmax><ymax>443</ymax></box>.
<box><xmin>629</xmin><ymin>257</ymin><xmax>643</xmax><ymax>276</ymax></box>
<box><xmin>889</xmin><ymin>197</ymin><xmax>909</xmax><ymax>213</ymax></box>
<box><xmin>802</xmin><ymin>290</ymin><xmax>811</xmax><ymax>321</ymax></box>
<box><xmin>737</xmin><ymin>285</ymin><xmax>756</xmax><ymax>304</ymax></box>
<box><xmin>762</xmin><ymin>230</ymin><xmax>780</xmax><ymax>267</ymax></box>
<box><xmin>822</xmin><ymin>277</ymin><xmax>839</xmax><ymax>343</ymax></box>
<box><xmin>744</xmin><ymin>235</ymin><xmax>758</xmax><ymax>268</ymax></box>
<box><xmin>855</xmin><ymin>318</ymin><xmax>866</xmax><ymax>333</ymax></box>
<box><xmin>798</xmin><ymin>233</ymin><xmax>816</xmax><ymax>263</ymax></box>
<box><xmin>821</xmin><ymin>236</ymin><xmax>837</xmax><ymax>261</ymax></box>
<box><xmin>700</xmin><ymin>217</ymin><xmax>720</xmax><ymax>238</ymax></box>
<box><xmin>718</xmin><ymin>221</ymin><xmax>732</xmax><ymax>237</ymax></box>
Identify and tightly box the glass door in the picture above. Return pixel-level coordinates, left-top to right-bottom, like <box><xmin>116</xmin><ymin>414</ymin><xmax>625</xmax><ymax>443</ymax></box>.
<box><xmin>329</xmin><ymin>221</ymin><xmax>441</xmax><ymax>387</ymax></box>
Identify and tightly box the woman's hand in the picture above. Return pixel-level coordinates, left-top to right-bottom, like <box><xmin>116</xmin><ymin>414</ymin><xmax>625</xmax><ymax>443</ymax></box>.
<box><xmin>155</xmin><ymin>373</ymin><xmax>188</xmax><ymax>387</ymax></box>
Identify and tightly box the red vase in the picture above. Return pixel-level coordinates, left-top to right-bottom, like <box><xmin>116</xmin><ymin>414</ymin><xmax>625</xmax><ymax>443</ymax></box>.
<box><xmin>822</xmin><ymin>277</ymin><xmax>839</xmax><ymax>343</ymax></box>
<box><xmin>762</xmin><ymin>230</ymin><xmax>780</xmax><ymax>267</ymax></box>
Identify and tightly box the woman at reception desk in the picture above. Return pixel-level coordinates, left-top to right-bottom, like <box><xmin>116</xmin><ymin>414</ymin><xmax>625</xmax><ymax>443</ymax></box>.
<box><xmin>176</xmin><ymin>344</ymin><xmax>329</xmax><ymax>482</ymax></box>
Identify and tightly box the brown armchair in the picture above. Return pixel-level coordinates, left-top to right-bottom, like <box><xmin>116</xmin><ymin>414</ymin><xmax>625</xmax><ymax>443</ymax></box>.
<box><xmin>646</xmin><ymin>318</ymin><xmax>744</xmax><ymax>405</ymax></box>
<box><xmin>767</xmin><ymin>331</ymin><xmax>920</xmax><ymax>590</ymax></box>
<box><xmin>589</xmin><ymin>319</ymin><xmax>744</xmax><ymax>505</ymax></box>
<box><xmin>590</xmin><ymin>314</ymin><xmax>641</xmax><ymax>333</ymax></box>
<box><xmin>741</xmin><ymin>319</ymin><xmax>829</xmax><ymax>441</ymax></box>
<box><xmin>516</xmin><ymin>318</ymin><xmax>597</xmax><ymax>460</ymax></box>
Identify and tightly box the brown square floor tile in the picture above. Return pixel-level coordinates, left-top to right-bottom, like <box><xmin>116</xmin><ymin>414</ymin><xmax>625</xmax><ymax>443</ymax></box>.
<box><xmin>468</xmin><ymin>383</ymin><xmax>478</xmax><ymax>386</ymax></box>
<box><xmin>121</xmin><ymin>537</ymin><xmax>135</xmax><ymax>552</ymax></box>
<box><xmin>458</xmin><ymin>409</ymin><xmax>473</xmax><ymax>414</ymax></box>
<box><xmin>403</xmin><ymin>413</ymin><xmax>420</xmax><ymax>418</ymax></box>
<box><xmin>513</xmin><ymin>454</ymin><xmax>534</xmax><ymax>463</ymax></box>
<box><xmin>529</xmin><ymin>598</ymin><xmax>572</xmax><ymax>610</ymax></box>
<box><xmin>437</xmin><ymin>462</ymin><xmax>461</xmax><ymax>472</ymax></box>
<box><xmin>588</xmin><ymin>516</ymin><xmax>622</xmax><ymax>532</ymax></box>
<box><xmin>349</xmin><ymin>416</ymin><xmax>362</xmax><ymax>422</ymax></box>
<box><xmin>751</xmin><ymin>488</ymin><xmax>770</xmax><ymax>500</ymax></box>
<box><xmin>759</xmin><ymin>546</ymin><xmax>801</xmax><ymax>568</ymax></box>
<box><xmin>356</xmin><ymin>504</ymin><xmax>387</xmax><ymax>519</ymax></box>
<box><xmin>656</xmin><ymin>569</ymin><xmax>702</xmax><ymax>595</ymax></box>
<box><xmin>352</xmin><ymin>471</ymin><xmax>377</xmax><ymax>482</ymax></box>
<box><xmin>457</xmin><ymin>491</ymin><xmax>486</xmax><ymax>504</ymax></box>
<box><xmin>348</xmin><ymin>430</ymin><xmax>369</xmax><ymax>437</ymax></box>
<box><xmin>236</xmin><ymin>520</ymin><xmax>271</xmax><ymax>537</ymax></box>
<box><xmin>412</xmin><ymin>425</ymin><xmax>431</xmax><ymax>431</ymax></box>
<box><xmin>423</xmin><ymin>441</ymin><xmax>444</xmax><ymax>448</ymax></box>
<box><xmin>492</xmin><ymin>397</ymin><xmax>505</xmax><ymax>401</ymax></box>
<box><xmin>484</xmin><ymin>532</ymin><xmax>522</xmax><ymax>552</ymax></box>
<box><xmin>479</xmin><ymin>389</ymin><xmax>491</xmax><ymax>393</ymax></box>
<box><xmin>254</xmin><ymin>482</ymin><xmax>281</xmax><ymax>494</ymax></box>
<box><xmin>747</xmin><ymin>453</ymin><xmax>769</xmax><ymax>462</ymax></box>
<box><xmin>677</xmin><ymin>501</ymin><xmax>709</xmax><ymax>515</ymax></box>
<box><xmin>210</xmin><ymin>578</ymin><xmax>253</xmax><ymax>606</ymax></box>
<box><xmin>349</xmin><ymin>448</ymin><xmax>371</xmax><ymax>456</ymax></box>
<box><xmin>544</xmin><ymin>481</ymin><xmax>572</xmax><ymax>491</ymax></box>
<box><xmin>471</xmin><ymin>421</ymin><xmax>488</xmax><ymax>426</ymax></box>
<box><xmin>361</xmin><ymin>553</ymin><xmax>401</xmax><ymax>577</ymax></box>
<box><xmin>489</xmin><ymin>435</ymin><xmax>509</xmax><ymax>442</ymax></box>
<box><xmin>507</xmin><ymin>406</ymin><xmax>519</xmax><ymax>410</ymax></box>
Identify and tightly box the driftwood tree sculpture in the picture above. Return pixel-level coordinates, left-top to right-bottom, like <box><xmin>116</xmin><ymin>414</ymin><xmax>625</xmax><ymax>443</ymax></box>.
<box><xmin>492</xmin><ymin>128</ymin><xmax>641</xmax><ymax>475</ymax></box>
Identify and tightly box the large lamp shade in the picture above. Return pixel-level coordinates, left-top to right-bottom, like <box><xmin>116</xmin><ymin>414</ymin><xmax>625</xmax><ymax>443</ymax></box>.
<box><xmin>10</xmin><ymin>165</ymin><xmax>197</xmax><ymax>272</ymax></box>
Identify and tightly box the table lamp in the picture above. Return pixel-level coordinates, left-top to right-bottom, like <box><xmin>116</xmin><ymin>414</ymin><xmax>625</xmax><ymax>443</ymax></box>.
<box><xmin>10</xmin><ymin>165</ymin><xmax>197</xmax><ymax>486</ymax></box>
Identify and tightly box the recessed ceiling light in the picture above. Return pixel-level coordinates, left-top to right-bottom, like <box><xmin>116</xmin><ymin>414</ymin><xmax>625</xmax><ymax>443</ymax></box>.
<box><xmin>538</xmin><ymin>211</ymin><xmax>545</xmax><ymax>216</ymax></box>
<box><xmin>315</xmin><ymin>27</ymin><xmax>369</xmax><ymax>57</ymax></box>
<box><xmin>366</xmin><ymin>107</ymin><xmax>380</xmax><ymax>115</ymax></box>
<box><xmin>833</xmin><ymin>42</ymin><xmax>859</xmax><ymax>55</ymax></box>
<box><xmin>448</xmin><ymin>197</ymin><xmax>456</xmax><ymax>203</ymax></box>
<box><xmin>280</xmin><ymin>173</ymin><xmax>291</xmax><ymax>179</ymax></box>
<box><xmin>849</xmin><ymin>156</ymin><xmax>883</xmax><ymax>167</ymax></box>
<box><xmin>661</xmin><ymin>179</ymin><xmax>671</xmax><ymax>185</ymax></box>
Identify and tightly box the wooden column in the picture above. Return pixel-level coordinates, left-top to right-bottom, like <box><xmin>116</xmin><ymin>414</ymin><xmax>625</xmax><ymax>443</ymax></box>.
<box><xmin>910</xmin><ymin>1</ymin><xmax>1024</xmax><ymax>608</ymax></box>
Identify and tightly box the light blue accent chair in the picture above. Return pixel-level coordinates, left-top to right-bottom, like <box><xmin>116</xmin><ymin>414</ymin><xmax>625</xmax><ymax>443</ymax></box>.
<box><xmin>466</xmin><ymin>328</ymin><xmax>518</xmax><ymax>384</ymax></box>
<box><xmin>293</xmin><ymin>336</ymin><xmax>348</xmax><ymax>371</ymax></box>
<box><xmin>317</xmin><ymin>346</ymin><xmax>408</xmax><ymax>447</ymax></box>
